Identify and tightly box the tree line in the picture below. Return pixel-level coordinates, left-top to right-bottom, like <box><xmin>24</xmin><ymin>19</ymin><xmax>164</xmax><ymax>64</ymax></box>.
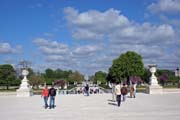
<box><xmin>91</xmin><ymin>51</ymin><xmax>179</xmax><ymax>87</ymax></box>
<box><xmin>0</xmin><ymin>65</ymin><xmax>85</xmax><ymax>89</ymax></box>
<box><xmin>0</xmin><ymin>51</ymin><xmax>179</xmax><ymax>90</ymax></box>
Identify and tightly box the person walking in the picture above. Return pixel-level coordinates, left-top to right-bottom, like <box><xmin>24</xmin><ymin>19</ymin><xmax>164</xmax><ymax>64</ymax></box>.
<box><xmin>111</xmin><ymin>83</ymin><xmax>116</xmax><ymax>101</ymax></box>
<box><xmin>133</xmin><ymin>83</ymin><xmax>137</xmax><ymax>98</ymax></box>
<box><xmin>85</xmin><ymin>84</ymin><xmax>89</xmax><ymax>96</ymax></box>
<box><xmin>49</xmin><ymin>85</ymin><xmax>56</xmax><ymax>109</ymax></box>
<box><xmin>115</xmin><ymin>81</ymin><xmax>121</xmax><ymax>107</ymax></box>
<box><xmin>41</xmin><ymin>86</ymin><xmax>49</xmax><ymax>109</ymax></box>
<box><xmin>130</xmin><ymin>84</ymin><xmax>134</xmax><ymax>98</ymax></box>
<box><xmin>121</xmin><ymin>83</ymin><xmax>128</xmax><ymax>101</ymax></box>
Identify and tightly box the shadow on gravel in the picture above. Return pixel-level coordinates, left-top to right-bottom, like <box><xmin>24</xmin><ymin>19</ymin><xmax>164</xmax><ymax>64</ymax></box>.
<box><xmin>108</xmin><ymin>102</ymin><xmax>117</xmax><ymax>106</ymax></box>
<box><xmin>107</xmin><ymin>99</ymin><xmax>116</xmax><ymax>102</ymax></box>
<box><xmin>107</xmin><ymin>99</ymin><xmax>117</xmax><ymax>106</ymax></box>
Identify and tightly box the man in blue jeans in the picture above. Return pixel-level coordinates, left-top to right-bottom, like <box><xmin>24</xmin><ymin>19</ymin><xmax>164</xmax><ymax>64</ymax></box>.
<box><xmin>49</xmin><ymin>85</ymin><xmax>56</xmax><ymax>109</ymax></box>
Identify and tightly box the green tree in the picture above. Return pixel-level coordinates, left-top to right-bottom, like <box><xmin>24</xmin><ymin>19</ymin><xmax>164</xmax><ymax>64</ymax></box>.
<box><xmin>94</xmin><ymin>71</ymin><xmax>107</xmax><ymax>85</ymax></box>
<box><xmin>109</xmin><ymin>51</ymin><xmax>144</xmax><ymax>84</ymax></box>
<box><xmin>68</xmin><ymin>71</ymin><xmax>84</xmax><ymax>84</ymax></box>
<box><xmin>107</xmin><ymin>68</ymin><xmax>116</xmax><ymax>83</ymax></box>
<box><xmin>89</xmin><ymin>75</ymin><xmax>95</xmax><ymax>83</ymax></box>
<box><xmin>156</xmin><ymin>69</ymin><xmax>174</xmax><ymax>77</ymax></box>
<box><xmin>141</xmin><ymin>68</ymin><xmax>151</xmax><ymax>84</ymax></box>
<box><xmin>54</xmin><ymin>69</ymin><xmax>63</xmax><ymax>79</ymax></box>
<box><xmin>29</xmin><ymin>74</ymin><xmax>45</xmax><ymax>89</ymax></box>
<box><xmin>0</xmin><ymin>64</ymin><xmax>16</xmax><ymax>90</ymax></box>
<box><xmin>27</xmin><ymin>68</ymin><xmax>35</xmax><ymax>77</ymax></box>
<box><xmin>45</xmin><ymin>68</ymin><xmax>54</xmax><ymax>78</ymax></box>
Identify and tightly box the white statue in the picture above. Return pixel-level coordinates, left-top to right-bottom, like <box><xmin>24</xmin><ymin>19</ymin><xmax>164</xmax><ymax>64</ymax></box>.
<box><xmin>146</xmin><ymin>64</ymin><xmax>162</xmax><ymax>94</ymax></box>
<box><xmin>16</xmin><ymin>69</ymin><xmax>33</xmax><ymax>97</ymax></box>
<box><xmin>20</xmin><ymin>70</ymin><xmax>30</xmax><ymax>89</ymax></box>
<box><xmin>149</xmin><ymin>64</ymin><xmax>158</xmax><ymax>86</ymax></box>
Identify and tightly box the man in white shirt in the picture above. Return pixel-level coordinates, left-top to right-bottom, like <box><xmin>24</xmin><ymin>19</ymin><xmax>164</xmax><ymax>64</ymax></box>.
<box><xmin>115</xmin><ymin>82</ymin><xmax>121</xmax><ymax>107</ymax></box>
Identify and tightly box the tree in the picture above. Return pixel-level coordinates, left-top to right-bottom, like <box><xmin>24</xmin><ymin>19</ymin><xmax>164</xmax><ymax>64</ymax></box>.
<box><xmin>109</xmin><ymin>51</ymin><xmax>144</xmax><ymax>84</ymax></box>
<box><xmin>54</xmin><ymin>69</ymin><xmax>63</xmax><ymax>79</ymax></box>
<box><xmin>68</xmin><ymin>71</ymin><xmax>84</xmax><ymax>84</ymax></box>
<box><xmin>94</xmin><ymin>71</ymin><xmax>107</xmax><ymax>85</ymax></box>
<box><xmin>158</xmin><ymin>73</ymin><xmax>168</xmax><ymax>86</ymax></box>
<box><xmin>29</xmin><ymin>74</ymin><xmax>45</xmax><ymax>89</ymax></box>
<box><xmin>89</xmin><ymin>75</ymin><xmax>95</xmax><ymax>83</ymax></box>
<box><xmin>141</xmin><ymin>68</ymin><xmax>151</xmax><ymax>84</ymax></box>
<box><xmin>45</xmin><ymin>68</ymin><xmax>54</xmax><ymax>78</ymax></box>
<box><xmin>0</xmin><ymin>64</ymin><xmax>16</xmax><ymax>90</ymax></box>
<box><xmin>27</xmin><ymin>68</ymin><xmax>35</xmax><ymax>77</ymax></box>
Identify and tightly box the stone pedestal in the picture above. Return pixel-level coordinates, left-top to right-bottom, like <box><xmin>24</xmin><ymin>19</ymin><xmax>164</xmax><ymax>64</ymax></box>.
<box><xmin>146</xmin><ymin>64</ymin><xmax>163</xmax><ymax>94</ymax></box>
<box><xmin>16</xmin><ymin>69</ymin><xmax>33</xmax><ymax>97</ymax></box>
<box><xmin>146</xmin><ymin>85</ymin><xmax>163</xmax><ymax>94</ymax></box>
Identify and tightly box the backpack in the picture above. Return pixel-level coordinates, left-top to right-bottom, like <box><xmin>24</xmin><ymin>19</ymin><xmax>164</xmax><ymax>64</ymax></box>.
<box><xmin>121</xmin><ymin>87</ymin><xmax>127</xmax><ymax>95</ymax></box>
<box><xmin>49</xmin><ymin>88</ymin><xmax>56</xmax><ymax>96</ymax></box>
<box><xmin>131</xmin><ymin>86</ymin><xmax>134</xmax><ymax>91</ymax></box>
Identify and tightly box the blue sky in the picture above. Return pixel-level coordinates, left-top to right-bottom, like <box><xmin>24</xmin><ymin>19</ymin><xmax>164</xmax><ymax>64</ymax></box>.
<box><xmin>0</xmin><ymin>0</ymin><xmax>180</xmax><ymax>76</ymax></box>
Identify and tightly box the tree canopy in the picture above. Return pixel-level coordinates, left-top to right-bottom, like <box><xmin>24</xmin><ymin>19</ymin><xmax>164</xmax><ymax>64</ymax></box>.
<box><xmin>0</xmin><ymin>64</ymin><xmax>16</xmax><ymax>89</ymax></box>
<box><xmin>108</xmin><ymin>51</ymin><xmax>144</xmax><ymax>84</ymax></box>
<box><xmin>94</xmin><ymin>71</ymin><xmax>107</xmax><ymax>85</ymax></box>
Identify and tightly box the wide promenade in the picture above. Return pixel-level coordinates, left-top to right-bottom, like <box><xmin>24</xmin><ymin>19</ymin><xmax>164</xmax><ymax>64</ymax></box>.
<box><xmin>0</xmin><ymin>92</ymin><xmax>180</xmax><ymax>120</ymax></box>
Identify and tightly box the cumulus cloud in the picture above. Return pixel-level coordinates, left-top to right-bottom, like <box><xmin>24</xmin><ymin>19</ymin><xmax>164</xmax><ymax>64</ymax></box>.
<box><xmin>64</xmin><ymin>7</ymin><xmax>175</xmax><ymax>45</ymax></box>
<box><xmin>65</xmin><ymin>7</ymin><xmax>179</xmax><ymax>74</ymax></box>
<box><xmin>33</xmin><ymin>38</ymin><xmax>69</xmax><ymax>55</ymax></box>
<box><xmin>0</xmin><ymin>42</ymin><xmax>21</xmax><ymax>54</ymax></box>
<box><xmin>33</xmin><ymin>7</ymin><xmax>179</xmax><ymax>75</ymax></box>
<box><xmin>148</xmin><ymin>0</ymin><xmax>180</xmax><ymax>14</ymax></box>
<box><xmin>64</xmin><ymin>7</ymin><xmax>130</xmax><ymax>40</ymax></box>
<box><xmin>73</xmin><ymin>44</ymin><xmax>103</xmax><ymax>57</ymax></box>
<box><xmin>46</xmin><ymin>55</ymin><xmax>66</xmax><ymax>62</ymax></box>
<box><xmin>109</xmin><ymin>23</ymin><xmax>174</xmax><ymax>45</ymax></box>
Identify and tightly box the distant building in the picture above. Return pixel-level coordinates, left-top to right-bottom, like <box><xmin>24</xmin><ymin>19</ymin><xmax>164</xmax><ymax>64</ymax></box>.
<box><xmin>175</xmin><ymin>67</ymin><xmax>180</xmax><ymax>77</ymax></box>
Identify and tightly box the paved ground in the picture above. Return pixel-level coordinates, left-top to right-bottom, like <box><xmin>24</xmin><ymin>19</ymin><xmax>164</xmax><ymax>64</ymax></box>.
<box><xmin>0</xmin><ymin>93</ymin><xmax>180</xmax><ymax>120</ymax></box>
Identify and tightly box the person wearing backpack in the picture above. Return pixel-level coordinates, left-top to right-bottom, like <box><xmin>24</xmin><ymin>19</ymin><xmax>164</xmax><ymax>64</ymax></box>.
<box><xmin>121</xmin><ymin>83</ymin><xmax>128</xmax><ymax>101</ymax></box>
<box><xmin>49</xmin><ymin>85</ymin><xmax>56</xmax><ymax>109</ymax></box>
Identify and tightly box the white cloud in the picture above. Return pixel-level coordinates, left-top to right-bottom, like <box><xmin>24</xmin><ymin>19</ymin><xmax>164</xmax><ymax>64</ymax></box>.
<box><xmin>108</xmin><ymin>44</ymin><xmax>164</xmax><ymax>59</ymax></box>
<box><xmin>32</xmin><ymin>7</ymin><xmax>179</xmax><ymax>75</ymax></box>
<box><xmin>33</xmin><ymin>38</ymin><xmax>49</xmax><ymax>46</ymax></box>
<box><xmin>148</xmin><ymin>0</ymin><xmax>180</xmax><ymax>14</ymax></box>
<box><xmin>46</xmin><ymin>55</ymin><xmax>66</xmax><ymax>62</ymax></box>
<box><xmin>72</xmin><ymin>29</ymin><xmax>104</xmax><ymax>40</ymax></box>
<box><xmin>0</xmin><ymin>43</ymin><xmax>21</xmax><ymax>54</ymax></box>
<box><xmin>64</xmin><ymin>7</ymin><xmax>130</xmax><ymax>40</ymax></box>
<box><xmin>33</xmin><ymin>38</ymin><xmax>69</xmax><ymax>55</ymax></box>
<box><xmin>73</xmin><ymin>44</ymin><xmax>102</xmax><ymax>57</ymax></box>
<box><xmin>63</xmin><ymin>7</ymin><xmax>179</xmax><ymax>74</ymax></box>
<box><xmin>64</xmin><ymin>7</ymin><xmax>175</xmax><ymax>45</ymax></box>
<box><xmin>159</xmin><ymin>15</ymin><xmax>180</xmax><ymax>27</ymax></box>
<box><xmin>109</xmin><ymin>23</ymin><xmax>174</xmax><ymax>45</ymax></box>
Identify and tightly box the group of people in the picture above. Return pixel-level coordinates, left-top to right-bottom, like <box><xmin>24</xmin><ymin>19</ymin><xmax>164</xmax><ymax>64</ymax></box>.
<box><xmin>114</xmin><ymin>82</ymin><xmax>136</xmax><ymax>107</ymax></box>
<box><xmin>77</xmin><ymin>85</ymin><xmax>99</xmax><ymax>95</ymax></box>
<box><xmin>41</xmin><ymin>85</ymin><xmax>57</xmax><ymax>109</ymax></box>
<box><xmin>42</xmin><ymin>83</ymin><xmax>136</xmax><ymax>108</ymax></box>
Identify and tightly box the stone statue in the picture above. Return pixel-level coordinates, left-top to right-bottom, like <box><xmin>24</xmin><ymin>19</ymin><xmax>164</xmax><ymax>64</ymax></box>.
<box><xmin>146</xmin><ymin>64</ymin><xmax>162</xmax><ymax>94</ymax></box>
<box><xmin>149</xmin><ymin>64</ymin><xmax>158</xmax><ymax>86</ymax></box>
<box><xmin>16</xmin><ymin>69</ymin><xmax>33</xmax><ymax>97</ymax></box>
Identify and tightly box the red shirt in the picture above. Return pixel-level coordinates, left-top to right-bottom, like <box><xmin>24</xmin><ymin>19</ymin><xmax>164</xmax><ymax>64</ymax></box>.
<box><xmin>42</xmin><ymin>88</ymin><xmax>49</xmax><ymax>97</ymax></box>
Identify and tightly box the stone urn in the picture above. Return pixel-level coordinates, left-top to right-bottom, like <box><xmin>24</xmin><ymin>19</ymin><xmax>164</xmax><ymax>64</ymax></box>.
<box><xmin>149</xmin><ymin>64</ymin><xmax>158</xmax><ymax>86</ymax></box>
<box><xmin>16</xmin><ymin>69</ymin><xmax>33</xmax><ymax>97</ymax></box>
<box><xmin>146</xmin><ymin>64</ymin><xmax>162</xmax><ymax>94</ymax></box>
